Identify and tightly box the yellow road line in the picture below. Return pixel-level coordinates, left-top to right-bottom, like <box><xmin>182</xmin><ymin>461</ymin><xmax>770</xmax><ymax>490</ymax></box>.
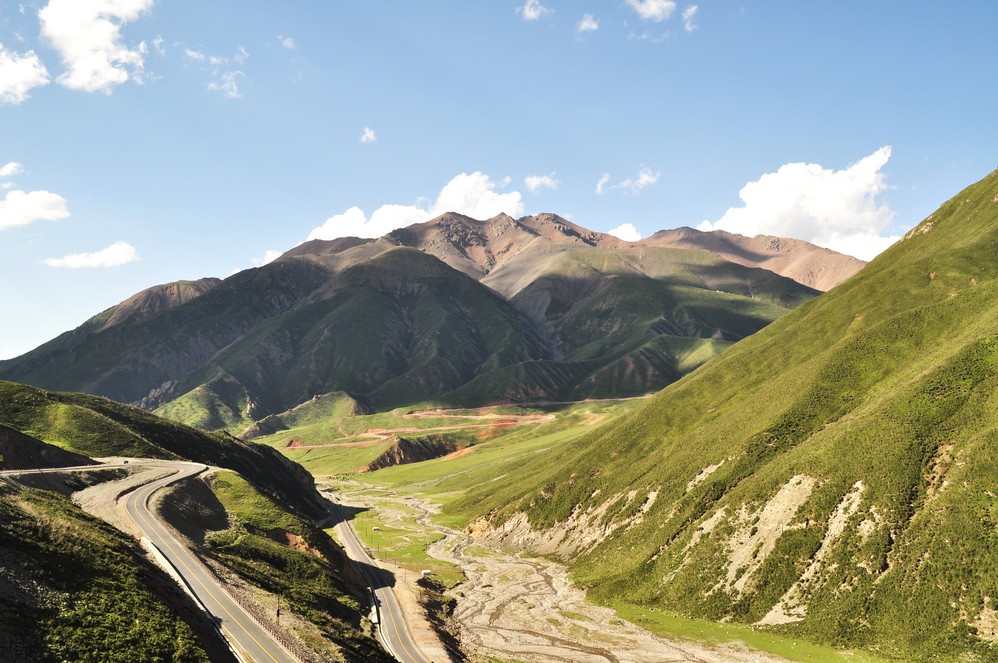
<box><xmin>128</xmin><ymin>468</ymin><xmax>283</xmax><ymax>663</ymax></box>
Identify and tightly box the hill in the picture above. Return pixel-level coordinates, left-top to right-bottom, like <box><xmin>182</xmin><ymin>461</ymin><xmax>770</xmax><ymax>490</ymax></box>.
<box><xmin>0</xmin><ymin>213</ymin><xmax>835</xmax><ymax>431</ymax></box>
<box><xmin>455</xmin><ymin>170</ymin><xmax>998</xmax><ymax>660</ymax></box>
<box><xmin>0</xmin><ymin>379</ymin><xmax>387</xmax><ymax>660</ymax></box>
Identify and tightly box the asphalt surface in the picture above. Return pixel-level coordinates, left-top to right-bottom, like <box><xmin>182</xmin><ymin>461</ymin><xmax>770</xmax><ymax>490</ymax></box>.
<box><xmin>326</xmin><ymin>496</ymin><xmax>431</xmax><ymax>663</ymax></box>
<box><xmin>4</xmin><ymin>460</ymin><xmax>299</xmax><ymax>663</ymax></box>
<box><xmin>122</xmin><ymin>460</ymin><xmax>300</xmax><ymax>663</ymax></box>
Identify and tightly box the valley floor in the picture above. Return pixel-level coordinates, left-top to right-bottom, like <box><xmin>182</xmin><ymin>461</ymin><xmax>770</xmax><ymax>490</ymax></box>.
<box><xmin>329</xmin><ymin>482</ymin><xmax>789</xmax><ymax>663</ymax></box>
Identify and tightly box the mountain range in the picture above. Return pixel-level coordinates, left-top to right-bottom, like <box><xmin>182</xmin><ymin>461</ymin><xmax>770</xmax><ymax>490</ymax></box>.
<box><xmin>0</xmin><ymin>213</ymin><xmax>861</xmax><ymax>432</ymax></box>
<box><xmin>459</xmin><ymin>169</ymin><xmax>998</xmax><ymax>660</ymax></box>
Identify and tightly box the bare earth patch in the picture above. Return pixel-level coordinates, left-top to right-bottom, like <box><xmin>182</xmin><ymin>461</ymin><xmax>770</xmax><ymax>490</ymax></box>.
<box><xmin>340</xmin><ymin>484</ymin><xmax>789</xmax><ymax>663</ymax></box>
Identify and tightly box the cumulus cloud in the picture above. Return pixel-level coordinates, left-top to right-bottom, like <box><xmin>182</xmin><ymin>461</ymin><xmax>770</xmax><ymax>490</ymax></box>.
<box><xmin>0</xmin><ymin>162</ymin><xmax>24</xmax><ymax>178</ymax></box>
<box><xmin>360</xmin><ymin>127</ymin><xmax>377</xmax><ymax>144</ymax></box>
<box><xmin>517</xmin><ymin>0</ymin><xmax>552</xmax><ymax>21</ymax></box>
<box><xmin>597</xmin><ymin>168</ymin><xmax>660</xmax><ymax>195</ymax></box>
<box><xmin>697</xmin><ymin>147</ymin><xmax>899</xmax><ymax>261</ymax></box>
<box><xmin>0</xmin><ymin>189</ymin><xmax>70</xmax><ymax>230</ymax></box>
<box><xmin>626</xmin><ymin>0</ymin><xmax>677</xmax><ymax>22</ymax></box>
<box><xmin>578</xmin><ymin>14</ymin><xmax>600</xmax><ymax>32</ymax></box>
<box><xmin>307</xmin><ymin>172</ymin><xmax>524</xmax><ymax>241</ymax></box>
<box><xmin>44</xmin><ymin>241</ymin><xmax>138</xmax><ymax>268</ymax></box>
<box><xmin>682</xmin><ymin>5</ymin><xmax>698</xmax><ymax>32</ymax></box>
<box><xmin>0</xmin><ymin>43</ymin><xmax>50</xmax><ymax>104</ymax></box>
<box><xmin>608</xmin><ymin>223</ymin><xmax>641</xmax><ymax>242</ymax></box>
<box><xmin>38</xmin><ymin>0</ymin><xmax>154</xmax><ymax>93</ymax></box>
<box><xmin>277</xmin><ymin>35</ymin><xmax>296</xmax><ymax>50</ymax></box>
<box><xmin>524</xmin><ymin>173</ymin><xmax>559</xmax><ymax>192</ymax></box>
<box><xmin>251</xmin><ymin>249</ymin><xmax>281</xmax><ymax>267</ymax></box>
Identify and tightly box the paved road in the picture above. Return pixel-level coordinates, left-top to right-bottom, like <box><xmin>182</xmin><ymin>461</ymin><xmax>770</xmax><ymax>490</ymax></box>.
<box><xmin>4</xmin><ymin>460</ymin><xmax>299</xmax><ymax>663</ymax></box>
<box><xmin>326</xmin><ymin>496</ymin><xmax>430</xmax><ymax>663</ymax></box>
<box><xmin>122</xmin><ymin>461</ymin><xmax>300</xmax><ymax>663</ymax></box>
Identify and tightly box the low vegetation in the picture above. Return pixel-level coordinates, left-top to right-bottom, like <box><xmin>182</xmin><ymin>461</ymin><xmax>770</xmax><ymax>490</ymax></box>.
<box><xmin>203</xmin><ymin>471</ymin><xmax>391</xmax><ymax>661</ymax></box>
<box><xmin>0</xmin><ymin>481</ymin><xmax>210</xmax><ymax>662</ymax></box>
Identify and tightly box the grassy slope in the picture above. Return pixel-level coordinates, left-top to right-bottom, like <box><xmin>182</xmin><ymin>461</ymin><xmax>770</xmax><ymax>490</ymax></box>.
<box><xmin>0</xmin><ymin>482</ymin><xmax>210</xmax><ymax>662</ymax></box>
<box><xmin>0</xmin><ymin>382</ymin><xmax>386</xmax><ymax>659</ymax></box>
<box><xmin>204</xmin><ymin>471</ymin><xmax>390</xmax><ymax>661</ymax></box>
<box><xmin>447</xmin><ymin>170</ymin><xmax>998</xmax><ymax>660</ymax></box>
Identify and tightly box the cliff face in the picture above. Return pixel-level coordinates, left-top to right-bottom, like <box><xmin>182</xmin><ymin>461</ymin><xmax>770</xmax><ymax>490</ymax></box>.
<box><xmin>362</xmin><ymin>435</ymin><xmax>460</xmax><ymax>472</ymax></box>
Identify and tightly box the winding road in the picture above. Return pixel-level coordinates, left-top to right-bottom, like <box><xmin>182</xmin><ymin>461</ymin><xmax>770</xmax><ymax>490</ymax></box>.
<box><xmin>4</xmin><ymin>460</ymin><xmax>299</xmax><ymax>663</ymax></box>
<box><xmin>122</xmin><ymin>460</ymin><xmax>300</xmax><ymax>663</ymax></box>
<box><xmin>325</xmin><ymin>495</ymin><xmax>431</xmax><ymax>663</ymax></box>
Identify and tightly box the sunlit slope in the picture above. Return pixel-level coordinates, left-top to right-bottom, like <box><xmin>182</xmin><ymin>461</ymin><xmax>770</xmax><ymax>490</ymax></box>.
<box><xmin>0</xmin><ymin>380</ymin><xmax>327</xmax><ymax>518</ymax></box>
<box><xmin>1</xmin><ymin>213</ymin><xmax>829</xmax><ymax>430</ymax></box>
<box><xmin>466</xmin><ymin>170</ymin><xmax>998</xmax><ymax>660</ymax></box>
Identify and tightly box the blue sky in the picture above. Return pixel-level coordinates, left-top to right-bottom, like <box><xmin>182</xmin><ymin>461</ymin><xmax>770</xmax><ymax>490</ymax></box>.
<box><xmin>1</xmin><ymin>1</ymin><xmax>996</xmax><ymax>359</ymax></box>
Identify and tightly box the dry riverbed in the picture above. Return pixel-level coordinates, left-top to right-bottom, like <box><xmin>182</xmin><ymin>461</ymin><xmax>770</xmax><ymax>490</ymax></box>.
<box><xmin>330</xmin><ymin>483</ymin><xmax>788</xmax><ymax>663</ymax></box>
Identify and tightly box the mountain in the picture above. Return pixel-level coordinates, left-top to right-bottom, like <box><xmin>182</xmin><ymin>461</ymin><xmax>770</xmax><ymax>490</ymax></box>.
<box><xmin>640</xmin><ymin>226</ymin><xmax>865</xmax><ymax>291</ymax></box>
<box><xmin>0</xmin><ymin>213</ymin><xmax>837</xmax><ymax>430</ymax></box>
<box><xmin>459</xmin><ymin>170</ymin><xmax>998</xmax><ymax>660</ymax></box>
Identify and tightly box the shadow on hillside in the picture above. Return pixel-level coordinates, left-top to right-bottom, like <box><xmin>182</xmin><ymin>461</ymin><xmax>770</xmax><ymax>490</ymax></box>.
<box><xmin>320</xmin><ymin>498</ymin><xmax>369</xmax><ymax>527</ymax></box>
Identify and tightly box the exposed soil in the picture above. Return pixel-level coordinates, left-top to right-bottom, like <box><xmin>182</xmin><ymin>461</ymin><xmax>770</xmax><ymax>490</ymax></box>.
<box><xmin>340</xmin><ymin>484</ymin><xmax>789</xmax><ymax>663</ymax></box>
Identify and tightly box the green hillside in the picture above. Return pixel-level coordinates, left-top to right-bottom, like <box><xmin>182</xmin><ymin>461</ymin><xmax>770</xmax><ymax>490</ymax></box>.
<box><xmin>0</xmin><ymin>482</ymin><xmax>215</xmax><ymax>662</ymax></box>
<box><xmin>0</xmin><ymin>380</ymin><xmax>387</xmax><ymax>659</ymax></box>
<box><xmin>450</xmin><ymin>170</ymin><xmax>998</xmax><ymax>661</ymax></box>
<box><xmin>0</xmin><ymin>380</ymin><xmax>327</xmax><ymax>518</ymax></box>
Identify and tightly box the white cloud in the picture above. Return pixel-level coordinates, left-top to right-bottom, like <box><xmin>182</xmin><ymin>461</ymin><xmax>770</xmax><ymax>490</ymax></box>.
<box><xmin>233</xmin><ymin>45</ymin><xmax>249</xmax><ymax>65</ymax></box>
<box><xmin>277</xmin><ymin>35</ymin><xmax>296</xmax><ymax>50</ymax></box>
<box><xmin>434</xmin><ymin>172</ymin><xmax>523</xmax><ymax>219</ymax></box>
<box><xmin>184</xmin><ymin>48</ymin><xmax>205</xmax><ymax>61</ymax></box>
<box><xmin>0</xmin><ymin>43</ymin><xmax>50</xmax><ymax>104</ymax></box>
<box><xmin>208</xmin><ymin>70</ymin><xmax>243</xmax><ymax>98</ymax></box>
<box><xmin>38</xmin><ymin>0</ymin><xmax>154</xmax><ymax>93</ymax></box>
<box><xmin>360</xmin><ymin>127</ymin><xmax>377</xmax><ymax>144</ymax></box>
<box><xmin>618</xmin><ymin>168</ymin><xmax>660</xmax><ymax>193</ymax></box>
<box><xmin>0</xmin><ymin>189</ymin><xmax>69</xmax><ymax>229</ymax></box>
<box><xmin>608</xmin><ymin>223</ymin><xmax>641</xmax><ymax>242</ymax></box>
<box><xmin>307</xmin><ymin>172</ymin><xmax>524</xmax><ymax>241</ymax></box>
<box><xmin>0</xmin><ymin>162</ymin><xmax>24</xmax><ymax>178</ymax></box>
<box><xmin>595</xmin><ymin>173</ymin><xmax>611</xmax><ymax>195</ymax></box>
<box><xmin>251</xmin><ymin>249</ymin><xmax>281</xmax><ymax>267</ymax></box>
<box><xmin>524</xmin><ymin>173</ymin><xmax>559</xmax><ymax>192</ymax></box>
<box><xmin>44</xmin><ymin>241</ymin><xmax>138</xmax><ymax>268</ymax></box>
<box><xmin>517</xmin><ymin>0</ymin><xmax>552</xmax><ymax>21</ymax></box>
<box><xmin>682</xmin><ymin>5</ymin><xmax>698</xmax><ymax>32</ymax></box>
<box><xmin>626</xmin><ymin>0</ymin><xmax>677</xmax><ymax>22</ymax></box>
<box><xmin>578</xmin><ymin>14</ymin><xmax>600</xmax><ymax>32</ymax></box>
<box><xmin>697</xmin><ymin>147</ymin><xmax>898</xmax><ymax>261</ymax></box>
<box><xmin>597</xmin><ymin>168</ymin><xmax>660</xmax><ymax>195</ymax></box>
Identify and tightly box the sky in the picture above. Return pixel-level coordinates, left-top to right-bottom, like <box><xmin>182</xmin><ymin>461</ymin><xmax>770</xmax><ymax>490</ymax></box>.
<box><xmin>1</xmin><ymin>1</ymin><xmax>996</xmax><ymax>359</ymax></box>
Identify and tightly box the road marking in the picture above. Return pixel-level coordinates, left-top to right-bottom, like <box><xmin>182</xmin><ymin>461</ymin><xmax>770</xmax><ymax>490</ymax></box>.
<box><xmin>126</xmin><ymin>466</ymin><xmax>285</xmax><ymax>663</ymax></box>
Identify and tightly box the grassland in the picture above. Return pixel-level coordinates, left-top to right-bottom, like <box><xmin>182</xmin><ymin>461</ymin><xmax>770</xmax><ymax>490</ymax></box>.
<box><xmin>278</xmin><ymin>397</ymin><xmax>923</xmax><ymax>662</ymax></box>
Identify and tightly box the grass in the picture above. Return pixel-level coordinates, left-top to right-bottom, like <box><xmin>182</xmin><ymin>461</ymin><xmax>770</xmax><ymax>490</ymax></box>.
<box><xmin>204</xmin><ymin>470</ymin><xmax>391</xmax><ymax>661</ymax></box>
<box><xmin>412</xmin><ymin>168</ymin><xmax>998</xmax><ymax>661</ymax></box>
<box><xmin>611</xmin><ymin>602</ymin><xmax>889</xmax><ymax>663</ymax></box>
<box><xmin>0</xmin><ymin>482</ymin><xmax>210</xmax><ymax>662</ymax></box>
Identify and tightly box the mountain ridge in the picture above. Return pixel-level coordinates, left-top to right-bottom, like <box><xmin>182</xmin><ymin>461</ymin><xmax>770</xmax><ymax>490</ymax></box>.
<box><xmin>0</xmin><ymin>213</ymin><xmax>851</xmax><ymax>431</ymax></box>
